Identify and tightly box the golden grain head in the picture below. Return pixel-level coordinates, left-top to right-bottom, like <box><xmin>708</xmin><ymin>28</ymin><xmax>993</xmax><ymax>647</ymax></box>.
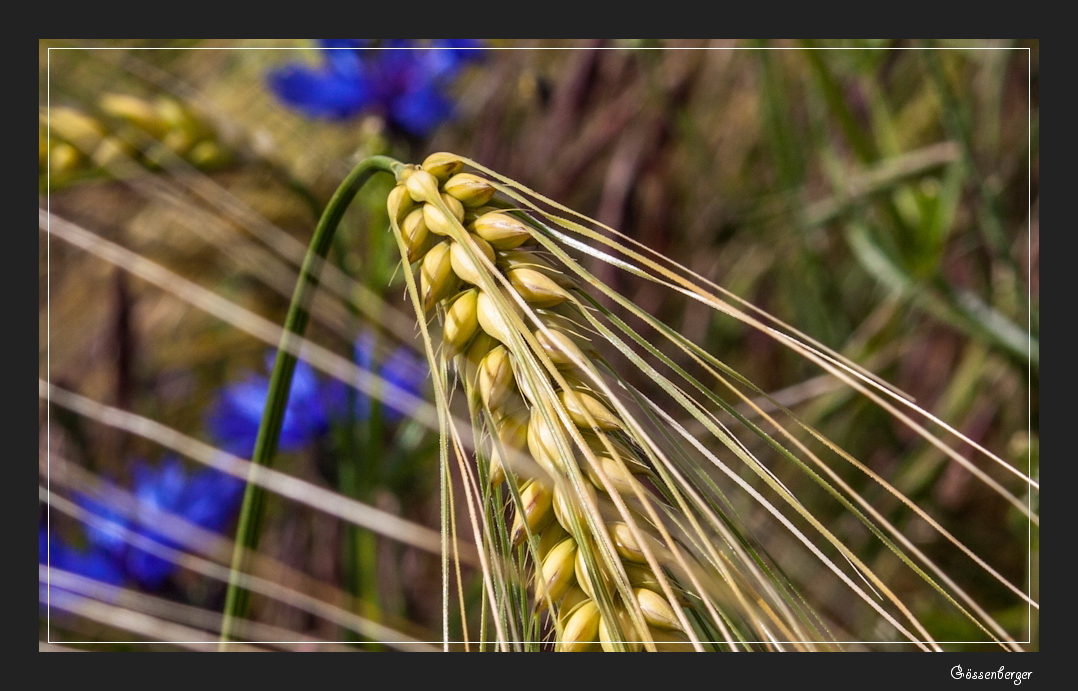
<box><xmin>400</xmin><ymin>206</ymin><xmax>431</xmax><ymax>263</ymax></box>
<box><xmin>471</xmin><ymin>211</ymin><xmax>533</xmax><ymax>250</ymax></box>
<box><xmin>476</xmin><ymin>289</ymin><xmax>522</xmax><ymax>346</ymax></box>
<box><xmin>443</xmin><ymin>288</ymin><xmax>480</xmax><ymax>354</ymax></box>
<box><xmin>536</xmin><ymin>536</ymin><xmax>578</xmax><ymax>605</ymax></box>
<box><xmin>391</xmin><ymin>153</ymin><xmax>708</xmax><ymax>651</ymax></box>
<box><xmin>405</xmin><ymin>168</ymin><xmax>442</xmax><ymax>203</ymax></box>
<box><xmin>448</xmin><ymin>234</ymin><xmax>496</xmax><ymax>286</ymax></box>
<box><xmin>510</xmin><ymin>479</ymin><xmax>554</xmax><ymax>547</ymax></box>
<box><xmin>507</xmin><ymin>267</ymin><xmax>573</xmax><ymax>308</ymax></box>
<box><xmin>423</xmin><ymin>193</ymin><xmax>466</xmax><ymax>236</ymax></box>
<box><xmin>478</xmin><ymin>345</ymin><xmax>515</xmax><ymax>411</ymax></box>
<box><xmin>556</xmin><ymin>599</ymin><xmax>601</xmax><ymax>652</ymax></box>
<box><xmin>420</xmin><ymin>151</ymin><xmax>465</xmax><ymax>182</ymax></box>
<box><xmin>634</xmin><ymin>588</ymin><xmax>682</xmax><ymax>631</ymax></box>
<box><xmin>419</xmin><ymin>241</ymin><xmax>460</xmax><ymax>312</ymax></box>
<box><xmin>443</xmin><ymin>172</ymin><xmax>497</xmax><ymax>207</ymax></box>
<box><xmin>387</xmin><ymin>184</ymin><xmax>417</xmax><ymax>225</ymax></box>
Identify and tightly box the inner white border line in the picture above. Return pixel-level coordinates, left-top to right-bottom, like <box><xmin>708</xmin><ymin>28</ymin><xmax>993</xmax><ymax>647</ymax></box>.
<box><xmin>42</xmin><ymin>37</ymin><xmax>1034</xmax><ymax>651</ymax></box>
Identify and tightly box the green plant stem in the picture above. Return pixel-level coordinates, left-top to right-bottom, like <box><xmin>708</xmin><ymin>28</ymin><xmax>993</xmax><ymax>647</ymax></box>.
<box><xmin>218</xmin><ymin>155</ymin><xmax>403</xmax><ymax>648</ymax></box>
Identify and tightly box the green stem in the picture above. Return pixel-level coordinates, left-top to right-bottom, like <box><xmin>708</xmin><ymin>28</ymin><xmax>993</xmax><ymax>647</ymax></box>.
<box><xmin>218</xmin><ymin>155</ymin><xmax>403</xmax><ymax>648</ymax></box>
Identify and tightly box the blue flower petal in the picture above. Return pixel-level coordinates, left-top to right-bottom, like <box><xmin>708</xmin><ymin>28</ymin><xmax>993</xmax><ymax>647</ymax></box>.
<box><xmin>74</xmin><ymin>490</ymin><xmax>130</xmax><ymax>558</ymax></box>
<box><xmin>380</xmin><ymin>345</ymin><xmax>428</xmax><ymax>421</ymax></box>
<box><xmin>268</xmin><ymin>64</ymin><xmax>372</xmax><ymax>120</ymax></box>
<box><xmin>354</xmin><ymin>330</ymin><xmax>376</xmax><ymax>375</ymax></box>
<box><xmin>321</xmin><ymin>376</ymin><xmax>352</xmax><ymax>422</ymax></box>
<box><xmin>267</xmin><ymin>39</ymin><xmax>482</xmax><ymax>135</ymax></box>
<box><xmin>176</xmin><ymin>461</ymin><xmax>245</xmax><ymax>531</ymax></box>
<box><xmin>390</xmin><ymin>84</ymin><xmax>455</xmax><ymax>137</ymax></box>
<box><xmin>40</xmin><ymin>526</ymin><xmax>126</xmax><ymax>610</ymax></box>
<box><xmin>427</xmin><ymin>40</ymin><xmax>485</xmax><ymax>78</ymax></box>
<box><xmin>124</xmin><ymin>542</ymin><xmax>175</xmax><ymax>590</ymax></box>
<box><xmin>319</xmin><ymin>39</ymin><xmax>369</xmax><ymax>49</ymax></box>
<box><xmin>319</xmin><ymin>40</ymin><xmax>367</xmax><ymax>78</ymax></box>
<box><xmin>207</xmin><ymin>356</ymin><xmax>330</xmax><ymax>457</ymax></box>
<box><xmin>48</xmin><ymin>456</ymin><xmax>246</xmax><ymax>594</ymax></box>
<box><xmin>133</xmin><ymin>458</ymin><xmax>245</xmax><ymax>589</ymax></box>
<box><xmin>133</xmin><ymin>457</ymin><xmax>186</xmax><ymax>514</ymax></box>
<box><xmin>207</xmin><ymin>379</ymin><xmax>268</xmax><ymax>457</ymax></box>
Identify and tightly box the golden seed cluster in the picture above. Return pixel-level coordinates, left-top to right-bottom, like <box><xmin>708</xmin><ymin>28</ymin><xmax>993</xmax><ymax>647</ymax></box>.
<box><xmin>40</xmin><ymin>94</ymin><xmax>229</xmax><ymax>188</ymax></box>
<box><xmin>388</xmin><ymin>153</ymin><xmax>693</xmax><ymax>651</ymax></box>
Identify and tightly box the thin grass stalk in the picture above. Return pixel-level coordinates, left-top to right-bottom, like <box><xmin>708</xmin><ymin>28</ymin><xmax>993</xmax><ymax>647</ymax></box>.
<box><xmin>218</xmin><ymin>155</ymin><xmax>402</xmax><ymax>646</ymax></box>
<box><xmin>43</xmin><ymin>566</ymin><xmax>355</xmax><ymax>650</ymax></box>
<box><xmin>40</xmin><ymin>211</ymin><xmax>443</xmax><ymax>441</ymax></box>
<box><xmin>43</xmin><ymin>487</ymin><xmax>435</xmax><ymax>649</ymax></box>
<box><xmin>43</xmin><ymin>451</ymin><xmax>437</xmax><ymax>643</ymax></box>
<box><xmin>40</xmin><ymin>382</ymin><xmax>452</xmax><ymax>560</ymax></box>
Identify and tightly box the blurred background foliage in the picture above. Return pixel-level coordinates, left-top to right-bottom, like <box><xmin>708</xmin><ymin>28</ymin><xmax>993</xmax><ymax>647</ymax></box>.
<box><xmin>39</xmin><ymin>39</ymin><xmax>1037</xmax><ymax>651</ymax></box>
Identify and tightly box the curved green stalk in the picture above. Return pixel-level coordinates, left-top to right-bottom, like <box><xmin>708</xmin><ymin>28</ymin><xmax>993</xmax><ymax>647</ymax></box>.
<box><xmin>219</xmin><ymin>155</ymin><xmax>403</xmax><ymax>648</ymax></box>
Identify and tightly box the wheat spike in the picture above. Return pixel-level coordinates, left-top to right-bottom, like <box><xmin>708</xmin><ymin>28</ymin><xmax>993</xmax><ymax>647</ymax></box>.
<box><xmin>386</xmin><ymin>153</ymin><xmax>770</xmax><ymax>652</ymax></box>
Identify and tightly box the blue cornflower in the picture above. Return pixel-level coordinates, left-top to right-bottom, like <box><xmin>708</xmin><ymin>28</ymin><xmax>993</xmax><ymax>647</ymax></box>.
<box><xmin>208</xmin><ymin>337</ymin><xmax>427</xmax><ymax>457</ymax></box>
<box><xmin>268</xmin><ymin>39</ymin><xmax>484</xmax><ymax>137</ymax></box>
<box><xmin>72</xmin><ymin>457</ymin><xmax>245</xmax><ymax>590</ymax></box>
<box><xmin>41</xmin><ymin>457</ymin><xmax>244</xmax><ymax>594</ymax></box>
<box><xmin>207</xmin><ymin>354</ymin><xmax>331</xmax><ymax>458</ymax></box>
<box><xmin>40</xmin><ymin>523</ymin><xmax>126</xmax><ymax>608</ymax></box>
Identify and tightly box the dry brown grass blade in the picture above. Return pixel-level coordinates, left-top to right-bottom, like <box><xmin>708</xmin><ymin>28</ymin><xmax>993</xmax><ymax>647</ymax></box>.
<box><xmin>42</xmin><ymin>487</ymin><xmax>438</xmax><ymax>651</ymax></box>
